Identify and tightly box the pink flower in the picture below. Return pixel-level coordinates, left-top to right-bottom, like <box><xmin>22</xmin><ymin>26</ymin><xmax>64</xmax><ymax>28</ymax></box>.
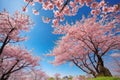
<box><xmin>56</xmin><ymin>1</ymin><xmax>62</xmax><ymax>8</ymax></box>
<box><xmin>42</xmin><ymin>17</ymin><xmax>50</xmax><ymax>23</ymax></box>
<box><xmin>85</xmin><ymin>0</ymin><xmax>92</xmax><ymax>6</ymax></box>
<box><xmin>29</xmin><ymin>1</ymin><xmax>35</xmax><ymax>6</ymax></box>
<box><xmin>32</xmin><ymin>9</ymin><xmax>39</xmax><ymax>15</ymax></box>
<box><xmin>60</xmin><ymin>17</ymin><xmax>64</xmax><ymax>22</ymax></box>
<box><xmin>24</xmin><ymin>0</ymin><xmax>29</xmax><ymax>2</ymax></box>
<box><xmin>70</xmin><ymin>1</ymin><xmax>76</xmax><ymax>8</ymax></box>
<box><xmin>52</xmin><ymin>19</ymin><xmax>59</xmax><ymax>27</ymax></box>
<box><xmin>99</xmin><ymin>0</ymin><xmax>106</xmax><ymax>7</ymax></box>
<box><xmin>54</xmin><ymin>10</ymin><xmax>63</xmax><ymax>17</ymax></box>
<box><xmin>72</xmin><ymin>6</ymin><xmax>79</xmax><ymax>15</ymax></box>
<box><xmin>38</xmin><ymin>0</ymin><xmax>43</xmax><ymax>3</ymax></box>
<box><xmin>91</xmin><ymin>9</ymin><xmax>100</xmax><ymax>15</ymax></box>
<box><xmin>79</xmin><ymin>0</ymin><xmax>85</xmax><ymax>5</ymax></box>
<box><xmin>91</xmin><ymin>2</ymin><xmax>98</xmax><ymax>9</ymax></box>
<box><xmin>75</xmin><ymin>0</ymin><xmax>79</xmax><ymax>3</ymax></box>
<box><xmin>48</xmin><ymin>3</ymin><xmax>54</xmax><ymax>10</ymax></box>
<box><xmin>34</xmin><ymin>0</ymin><xmax>39</xmax><ymax>2</ymax></box>
<box><xmin>112</xmin><ymin>5</ymin><xmax>119</xmax><ymax>12</ymax></box>
<box><xmin>22</xmin><ymin>6</ymin><xmax>27</xmax><ymax>12</ymax></box>
<box><xmin>63</xmin><ymin>6</ymin><xmax>70</xmax><ymax>15</ymax></box>
<box><xmin>86</xmin><ymin>0</ymin><xmax>92</xmax><ymax>3</ymax></box>
<box><xmin>42</xmin><ymin>2</ymin><xmax>49</xmax><ymax>10</ymax></box>
<box><xmin>102</xmin><ymin>7</ymin><xmax>108</xmax><ymax>13</ymax></box>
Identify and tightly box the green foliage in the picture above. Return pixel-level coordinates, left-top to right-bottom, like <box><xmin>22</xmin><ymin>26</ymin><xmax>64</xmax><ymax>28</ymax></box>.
<box><xmin>88</xmin><ymin>77</ymin><xmax>120</xmax><ymax>80</ymax></box>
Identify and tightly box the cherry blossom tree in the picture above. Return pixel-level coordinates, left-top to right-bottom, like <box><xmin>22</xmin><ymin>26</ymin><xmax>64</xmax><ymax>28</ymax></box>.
<box><xmin>27</xmin><ymin>69</ymin><xmax>49</xmax><ymax>80</ymax></box>
<box><xmin>8</xmin><ymin>70</ymin><xmax>28</xmax><ymax>80</ymax></box>
<box><xmin>0</xmin><ymin>10</ymin><xmax>40</xmax><ymax>80</ymax></box>
<box><xmin>8</xmin><ymin>69</ymin><xmax>49</xmax><ymax>80</ymax></box>
<box><xmin>22</xmin><ymin>0</ymin><xmax>120</xmax><ymax>26</ymax></box>
<box><xmin>21</xmin><ymin>0</ymin><xmax>120</xmax><ymax>77</ymax></box>
<box><xmin>0</xmin><ymin>45</ymin><xmax>39</xmax><ymax>80</ymax></box>
<box><xmin>0</xmin><ymin>9</ymin><xmax>33</xmax><ymax>56</ymax></box>
<box><xmin>49</xmin><ymin>12</ymin><xmax>120</xmax><ymax>77</ymax></box>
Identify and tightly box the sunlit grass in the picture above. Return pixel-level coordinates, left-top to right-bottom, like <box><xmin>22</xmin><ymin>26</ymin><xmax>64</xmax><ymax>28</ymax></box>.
<box><xmin>88</xmin><ymin>77</ymin><xmax>120</xmax><ymax>80</ymax></box>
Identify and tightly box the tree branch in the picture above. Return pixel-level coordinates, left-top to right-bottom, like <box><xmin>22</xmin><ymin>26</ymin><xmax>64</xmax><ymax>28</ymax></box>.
<box><xmin>0</xmin><ymin>16</ymin><xmax>15</xmax><ymax>56</ymax></box>
<box><xmin>72</xmin><ymin>59</ymin><xmax>90</xmax><ymax>74</ymax></box>
<box><xmin>88</xmin><ymin>53</ymin><xmax>99</xmax><ymax>73</ymax></box>
<box><xmin>60</xmin><ymin>0</ymin><xmax>70</xmax><ymax>13</ymax></box>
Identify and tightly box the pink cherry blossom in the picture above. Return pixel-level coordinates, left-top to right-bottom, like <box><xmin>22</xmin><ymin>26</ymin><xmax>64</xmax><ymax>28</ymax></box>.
<box><xmin>22</xmin><ymin>0</ymin><xmax>120</xmax><ymax>26</ymax></box>
<box><xmin>102</xmin><ymin>6</ymin><xmax>108</xmax><ymax>13</ymax></box>
<box><xmin>91</xmin><ymin>2</ymin><xmax>98</xmax><ymax>9</ymax></box>
<box><xmin>50</xmin><ymin>16</ymin><xmax>120</xmax><ymax>77</ymax></box>
<box><xmin>70</xmin><ymin>1</ymin><xmax>76</xmax><ymax>8</ymax></box>
<box><xmin>0</xmin><ymin>10</ymin><xmax>39</xmax><ymax>80</ymax></box>
<box><xmin>24</xmin><ymin>0</ymin><xmax>29</xmax><ymax>2</ymax></box>
<box><xmin>91</xmin><ymin>9</ymin><xmax>100</xmax><ymax>15</ymax></box>
<box><xmin>42</xmin><ymin>16</ymin><xmax>51</xmax><ymax>23</ymax></box>
<box><xmin>38</xmin><ymin>0</ymin><xmax>43</xmax><ymax>3</ymax></box>
<box><xmin>79</xmin><ymin>0</ymin><xmax>85</xmax><ymax>5</ymax></box>
<box><xmin>0</xmin><ymin>10</ymin><xmax>33</xmax><ymax>46</ymax></box>
<box><xmin>62</xmin><ymin>5</ymin><xmax>71</xmax><ymax>15</ymax></box>
<box><xmin>48</xmin><ymin>3</ymin><xmax>54</xmax><ymax>10</ymax></box>
<box><xmin>52</xmin><ymin>19</ymin><xmax>59</xmax><ymax>27</ymax></box>
<box><xmin>29</xmin><ymin>1</ymin><xmax>35</xmax><ymax>6</ymax></box>
<box><xmin>54</xmin><ymin>10</ymin><xmax>62</xmax><ymax>18</ymax></box>
<box><xmin>0</xmin><ymin>45</ymin><xmax>40</xmax><ymax>80</ymax></box>
<box><xmin>34</xmin><ymin>0</ymin><xmax>39</xmax><ymax>2</ymax></box>
<box><xmin>32</xmin><ymin>9</ymin><xmax>39</xmax><ymax>15</ymax></box>
<box><xmin>8</xmin><ymin>69</ymin><xmax>49</xmax><ymax>80</ymax></box>
<box><xmin>112</xmin><ymin>5</ymin><xmax>120</xmax><ymax>12</ymax></box>
<box><xmin>22</xmin><ymin>6</ymin><xmax>28</xmax><ymax>12</ymax></box>
<box><xmin>99</xmin><ymin>0</ymin><xmax>106</xmax><ymax>7</ymax></box>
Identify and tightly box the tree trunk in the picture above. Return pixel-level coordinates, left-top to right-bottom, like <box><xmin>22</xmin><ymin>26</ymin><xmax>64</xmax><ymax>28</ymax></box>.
<box><xmin>0</xmin><ymin>74</ymin><xmax>10</xmax><ymax>80</ymax></box>
<box><xmin>91</xmin><ymin>72</ymin><xmax>97</xmax><ymax>78</ymax></box>
<box><xmin>96</xmin><ymin>55</ymin><xmax>112</xmax><ymax>77</ymax></box>
<box><xmin>0</xmin><ymin>75</ymin><xmax>6</xmax><ymax>80</ymax></box>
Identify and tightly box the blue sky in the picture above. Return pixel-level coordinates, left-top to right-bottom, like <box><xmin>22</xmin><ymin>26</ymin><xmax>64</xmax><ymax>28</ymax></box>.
<box><xmin>0</xmin><ymin>0</ymin><xmax>120</xmax><ymax>77</ymax></box>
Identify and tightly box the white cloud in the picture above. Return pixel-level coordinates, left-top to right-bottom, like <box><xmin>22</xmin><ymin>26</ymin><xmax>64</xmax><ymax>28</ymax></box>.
<box><xmin>110</xmin><ymin>53</ymin><xmax>120</xmax><ymax>58</ymax></box>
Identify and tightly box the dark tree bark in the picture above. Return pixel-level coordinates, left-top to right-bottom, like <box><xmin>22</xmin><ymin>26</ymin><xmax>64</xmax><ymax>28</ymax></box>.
<box><xmin>96</xmin><ymin>55</ymin><xmax>112</xmax><ymax>77</ymax></box>
<box><xmin>71</xmin><ymin>53</ymin><xmax>112</xmax><ymax>78</ymax></box>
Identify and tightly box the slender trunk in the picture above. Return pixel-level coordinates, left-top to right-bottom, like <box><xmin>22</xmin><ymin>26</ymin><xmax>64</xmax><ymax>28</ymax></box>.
<box><xmin>0</xmin><ymin>28</ymin><xmax>14</xmax><ymax>56</ymax></box>
<box><xmin>96</xmin><ymin>55</ymin><xmax>112</xmax><ymax>77</ymax></box>
<box><xmin>0</xmin><ymin>74</ymin><xmax>10</xmax><ymax>80</ymax></box>
<box><xmin>0</xmin><ymin>36</ymin><xmax>8</xmax><ymax>55</ymax></box>
<box><xmin>0</xmin><ymin>74</ymin><xmax>6</xmax><ymax>80</ymax></box>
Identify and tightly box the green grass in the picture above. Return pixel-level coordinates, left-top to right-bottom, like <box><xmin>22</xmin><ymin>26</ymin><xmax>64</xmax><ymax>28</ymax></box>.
<box><xmin>48</xmin><ymin>77</ymin><xmax>55</xmax><ymax>80</ymax></box>
<box><xmin>88</xmin><ymin>77</ymin><xmax>120</xmax><ymax>80</ymax></box>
